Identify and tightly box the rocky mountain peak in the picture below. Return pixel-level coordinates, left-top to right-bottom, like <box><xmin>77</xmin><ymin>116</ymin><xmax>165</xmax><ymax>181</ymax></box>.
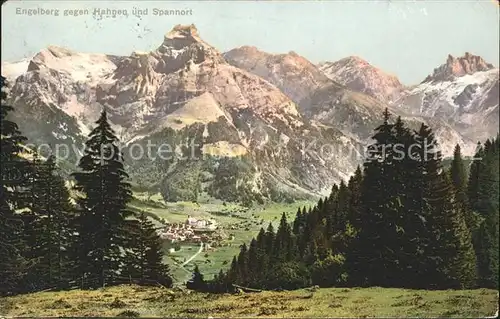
<box><xmin>169</xmin><ymin>23</ymin><xmax>199</xmax><ymax>35</ymax></box>
<box><xmin>23</xmin><ymin>45</ymin><xmax>118</xmax><ymax>87</ymax></box>
<box><xmin>343</xmin><ymin>55</ymin><xmax>369</xmax><ymax>65</ymax></box>
<box><xmin>224</xmin><ymin>46</ymin><xmax>331</xmax><ymax>104</ymax></box>
<box><xmin>424</xmin><ymin>52</ymin><xmax>495</xmax><ymax>83</ymax></box>
<box><xmin>27</xmin><ymin>46</ymin><xmax>76</xmax><ymax>71</ymax></box>
<box><xmin>2</xmin><ymin>26</ymin><xmax>491</xmax><ymax>203</ymax></box>
<box><xmin>235</xmin><ymin>45</ymin><xmax>260</xmax><ymax>53</ymax></box>
<box><xmin>153</xmin><ymin>24</ymin><xmax>224</xmax><ymax>73</ymax></box>
<box><xmin>318</xmin><ymin>56</ymin><xmax>404</xmax><ymax>103</ymax></box>
<box><xmin>157</xmin><ymin>24</ymin><xmax>212</xmax><ymax>52</ymax></box>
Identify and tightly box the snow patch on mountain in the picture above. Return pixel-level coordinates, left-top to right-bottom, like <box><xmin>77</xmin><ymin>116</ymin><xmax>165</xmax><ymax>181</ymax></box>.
<box><xmin>1</xmin><ymin>59</ymin><xmax>30</xmax><ymax>80</ymax></box>
<box><xmin>402</xmin><ymin>69</ymin><xmax>498</xmax><ymax>115</ymax></box>
<box><xmin>28</xmin><ymin>46</ymin><xmax>117</xmax><ymax>85</ymax></box>
<box><xmin>393</xmin><ymin>53</ymin><xmax>499</xmax><ymax>142</ymax></box>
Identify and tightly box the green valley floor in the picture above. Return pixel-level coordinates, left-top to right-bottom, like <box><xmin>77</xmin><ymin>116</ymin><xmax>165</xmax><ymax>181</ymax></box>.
<box><xmin>128</xmin><ymin>192</ymin><xmax>316</xmax><ymax>283</ymax></box>
<box><xmin>0</xmin><ymin>284</ymin><xmax>497</xmax><ymax>317</ymax></box>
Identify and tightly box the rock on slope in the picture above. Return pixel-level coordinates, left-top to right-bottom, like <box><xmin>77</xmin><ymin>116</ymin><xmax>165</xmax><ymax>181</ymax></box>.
<box><xmin>3</xmin><ymin>24</ymin><xmax>363</xmax><ymax>203</ymax></box>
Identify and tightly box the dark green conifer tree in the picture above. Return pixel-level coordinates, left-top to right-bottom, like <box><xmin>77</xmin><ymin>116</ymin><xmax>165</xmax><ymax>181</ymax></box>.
<box><xmin>473</xmin><ymin>138</ymin><xmax>499</xmax><ymax>288</ymax></box>
<box><xmin>346</xmin><ymin>166</ymin><xmax>363</xmax><ymax>235</ymax></box>
<box><xmin>450</xmin><ymin>144</ymin><xmax>477</xmax><ymax>231</ymax></box>
<box><xmin>416</xmin><ymin>124</ymin><xmax>477</xmax><ymax>289</ymax></box>
<box><xmin>246</xmin><ymin>238</ymin><xmax>260</xmax><ymax>287</ymax></box>
<box><xmin>255</xmin><ymin>227</ymin><xmax>268</xmax><ymax>273</ymax></box>
<box><xmin>274</xmin><ymin>213</ymin><xmax>293</xmax><ymax>262</ymax></box>
<box><xmin>333</xmin><ymin>181</ymin><xmax>349</xmax><ymax>233</ymax></box>
<box><xmin>236</xmin><ymin>243</ymin><xmax>248</xmax><ymax>285</ymax></box>
<box><xmin>292</xmin><ymin>208</ymin><xmax>302</xmax><ymax>235</ymax></box>
<box><xmin>0</xmin><ymin>75</ymin><xmax>32</xmax><ymax>295</ymax></box>
<box><xmin>21</xmin><ymin>153</ymin><xmax>46</xmax><ymax>290</ymax></box>
<box><xmin>391</xmin><ymin>116</ymin><xmax>425</xmax><ymax>287</ymax></box>
<box><xmin>467</xmin><ymin>142</ymin><xmax>484</xmax><ymax>212</ymax></box>
<box><xmin>350</xmin><ymin>108</ymin><xmax>397</xmax><ymax>287</ymax></box>
<box><xmin>25</xmin><ymin>156</ymin><xmax>74</xmax><ymax>290</ymax></box>
<box><xmin>189</xmin><ymin>264</ymin><xmax>205</xmax><ymax>290</ymax></box>
<box><xmin>264</xmin><ymin>222</ymin><xmax>275</xmax><ymax>257</ymax></box>
<box><xmin>71</xmin><ymin>110</ymin><xmax>133</xmax><ymax>287</ymax></box>
<box><xmin>329</xmin><ymin>184</ymin><xmax>339</xmax><ymax>201</ymax></box>
<box><xmin>227</xmin><ymin>256</ymin><xmax>238</xmax><ymax>284</ymax></box>
<box><xmin>125</xmin><ymin>212</ymin><xmax>173</xmax><ymax>287</ymax></box>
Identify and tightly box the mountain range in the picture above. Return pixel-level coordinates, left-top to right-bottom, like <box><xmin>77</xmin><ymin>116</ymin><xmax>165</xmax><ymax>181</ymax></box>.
<box><xmin>2</xmin><ymin>24</ymin><xmax>498</xmax><ymax>203</ymax></box>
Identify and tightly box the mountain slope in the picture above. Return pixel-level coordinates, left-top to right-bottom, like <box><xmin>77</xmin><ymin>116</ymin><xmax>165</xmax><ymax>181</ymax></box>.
<box><xmin>318</xmin><ymin>56</ymin><xmax>405</xmax><ymax>104</ymax></box>
<box><xmin>224</xmin><ymin>47</ymin><xmax>387</xmax><ymax>137</ymax></box>
<box><xmin>224</xmin><ymin>46</ymin><xmax>331</xmax><ymax>105</ymax></box>
<box><xmin>225</xmin><ymin>46</ymin><xmax>476</xmax><ymax>156</ymax></box>
<box><xmin>3</xmin><ymin>24</ymin><xmax>363</xmax><ymax>203</ymax></box>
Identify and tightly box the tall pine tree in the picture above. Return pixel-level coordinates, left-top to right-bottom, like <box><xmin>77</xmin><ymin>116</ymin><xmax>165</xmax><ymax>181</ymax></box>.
<box><xmin>473</xmin><ymin>138</ymin><xmax>499</xmax><ymax>288</ymax></box>
<box><xmin>450</xmin><ymin>144</ymin><xmax>478</xmax><ymax>232</ymax></box>
<box><xmin>0</xmin><ymin>75</ymin><xmax>32</xmax><ymax>295</ymax></box>
<box><xmin>22</xmin><ymin>155</ymin><xmax>74</xmax><ymax>291</ymax></box>
<box><xmin>350</xmin><ymin>108</ymin><xmax>399</xmax><ymax>287</ymax></box>
<box><xmin>72</xmin><ymin>110</ymin><xmax>133</xmax><ymax>287</ymax></box>
<box><xmin>416</xmin><ymin>124</ymin><xmax>476</xmax><ymax>289</ymax></box>
<box><xmin>124</xmin><ymin>212</ymin><xmax>173</xmax><ymax>287</ymax></box>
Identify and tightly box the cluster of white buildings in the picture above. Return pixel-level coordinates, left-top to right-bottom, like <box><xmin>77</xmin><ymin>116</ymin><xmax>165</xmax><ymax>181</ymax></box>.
<box><xmin>160</xmin><ymin>223</ymin><xmax>194</xmax><ymax>242</ymax></box>
<box><xmin>185</xmin><ymin>216</ymin><xmax>217</xmax><ymax>230</ymax></box>
<box><xmin>159</xmin><ymin>216</ymin><xmax>218</xmax><ymax>243</ymax></box>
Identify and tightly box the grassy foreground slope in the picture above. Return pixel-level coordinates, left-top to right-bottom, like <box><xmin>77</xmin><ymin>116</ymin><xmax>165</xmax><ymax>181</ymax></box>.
<box><xmin>0</xmin><ymin>285</ymin><xmax>497</xmax><ymax>318</ymax></box>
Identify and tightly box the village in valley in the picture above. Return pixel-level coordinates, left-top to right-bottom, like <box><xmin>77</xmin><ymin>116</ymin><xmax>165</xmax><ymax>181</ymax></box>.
<box><xmin>159</xmin><ymin>215</ymin><xmax>230</xmax><ymax>248</ymax></box>
<box><xmin>129</xmin><ymin>194</ymin><xmax>298</xmax><ymax>280</ymax></box>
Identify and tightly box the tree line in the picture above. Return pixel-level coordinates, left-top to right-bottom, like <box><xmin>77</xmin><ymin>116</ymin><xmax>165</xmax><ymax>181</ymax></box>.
<box><xmin>0</xmin><ymin>76</ymin><xmax>173</xmax><ymax>296</ymax></box>
<box><xmin>202</xmin><ymin>109</ymin><xmax>498</xmax><ymax>292</ymax></box>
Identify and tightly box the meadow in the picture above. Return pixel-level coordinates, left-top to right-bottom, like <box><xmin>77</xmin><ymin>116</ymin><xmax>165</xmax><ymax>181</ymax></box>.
<box><xmin>1</xmin><ymin>284</ymin><xmax>497</xmax><ymax>317</ymax></box>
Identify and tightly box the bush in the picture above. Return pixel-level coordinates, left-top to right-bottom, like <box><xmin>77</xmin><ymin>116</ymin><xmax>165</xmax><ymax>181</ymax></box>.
<box><xmin>266</xmin><ymin>261</ymin><xmax>311</xmax><ymax>290</ymax></box>
<box><xmin>311</xmin><ymin>253</ymin><xmax>346</xmax><ymax>287</ymax></box>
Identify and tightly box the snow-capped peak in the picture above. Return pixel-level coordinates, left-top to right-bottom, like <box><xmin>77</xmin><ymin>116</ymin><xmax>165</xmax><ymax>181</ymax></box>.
<box><xmin>26</xmin><ymin>46</ymin><xmax>118</xmax><ymax>85</ymax></box>
<box><xmin>393</xmin><ymin>54</ymin><xmax>499</xmax><ymax>143</ymax></box>
<box><xmin>1</xmin><ymin>58</ymin><xmax>30</xmax><ymax>80</ymax></box>
<box><xmin>423</xmin><ymin>52</ymin><xmax>495</xmax><ymax>83</ymax></box>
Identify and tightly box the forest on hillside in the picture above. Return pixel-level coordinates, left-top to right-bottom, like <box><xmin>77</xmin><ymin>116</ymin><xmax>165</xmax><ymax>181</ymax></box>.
<box><xmin>197</xmin><ymin>110</ymin><xmax>499</xmax><ymax>292</ymax></box>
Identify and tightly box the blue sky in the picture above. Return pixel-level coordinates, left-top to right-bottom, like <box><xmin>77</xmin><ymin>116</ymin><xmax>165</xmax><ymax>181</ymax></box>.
<box><xmin>1</xmin><ymin>0</ymin><xmax>499</xmax><ymax>84</ymax></box>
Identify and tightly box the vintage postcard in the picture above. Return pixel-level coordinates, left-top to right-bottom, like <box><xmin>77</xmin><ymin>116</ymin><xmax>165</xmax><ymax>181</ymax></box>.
<box><xmin>1</xmin><ymin>0</ymin><xmax>498</xmax><ymax>317</ymax></box>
